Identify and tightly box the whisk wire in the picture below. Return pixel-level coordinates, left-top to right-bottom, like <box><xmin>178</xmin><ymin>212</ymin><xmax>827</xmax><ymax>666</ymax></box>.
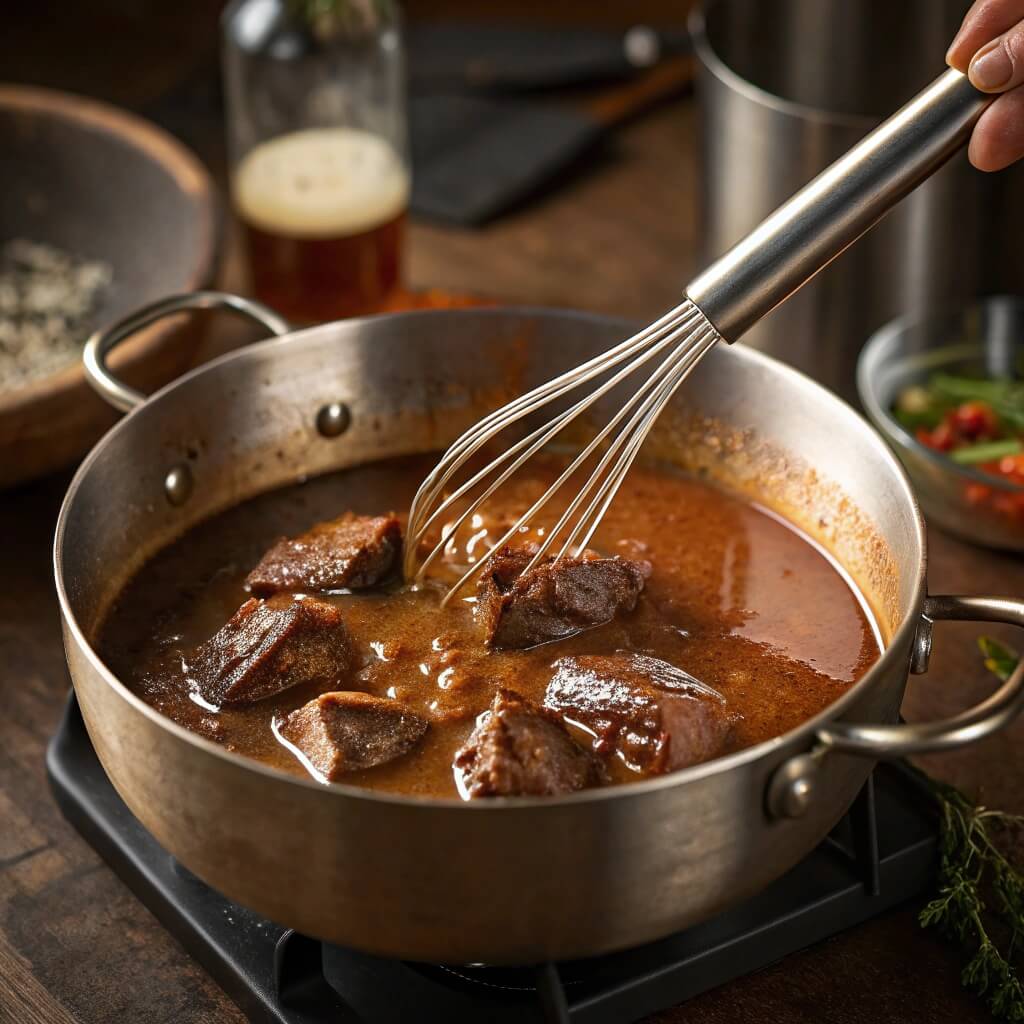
<box><xmin>520</xmin><ymin>319</ymin><xmax>715</xmax><ymax>576</ymax></box>
<box><xmin>437</xmin><ymin>326</ymin><xmax>700</xmax><ymax>604</ymax></box>
<box><xmin>560</xmin><ymin>329</ymin><xmax>719</xmax><ymax>561</ymax></box>
<box><xmin>404</xmin><ymin>302</ymin><xmax>699</xmax><ymax>560</ymax></box>
<box><xmin>416</xmin><ymin>302</ymin><xmax>720</xmax><ymax>604</ymax></box>
<box><xmin>406</xmin><ymin>303</ymin><xmax>703</xmax><ymax>582</ymax></box>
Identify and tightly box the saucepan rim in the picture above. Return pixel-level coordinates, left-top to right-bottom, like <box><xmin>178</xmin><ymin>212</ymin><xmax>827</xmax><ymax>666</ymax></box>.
<box><xmin>689</xmin><ymin>0</ymin><xmax>879</xmax><ymax>132</ymax></box>
<box><xmin>54</xmin><ymin>305</ymin><xmax>928</xmax><ymax>811</ymax></box>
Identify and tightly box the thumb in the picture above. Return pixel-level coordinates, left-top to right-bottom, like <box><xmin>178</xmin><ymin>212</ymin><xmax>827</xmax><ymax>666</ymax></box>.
<box><xmin>969</xmin><ymin>26</ymin><xmax>1024</xmax><ymax>92</ymax></box>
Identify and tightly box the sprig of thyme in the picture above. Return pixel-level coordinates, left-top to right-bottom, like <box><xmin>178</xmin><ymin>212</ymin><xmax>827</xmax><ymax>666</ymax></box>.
<box><xmin>982</xmin><ymin>636</ymin><xmax>1021</xmax><ymax>682</ymax></box>
<box><xmin>918</xmin><ymin>636</ymin><xmax>1024</xmax><ymax>1020</ymax></box>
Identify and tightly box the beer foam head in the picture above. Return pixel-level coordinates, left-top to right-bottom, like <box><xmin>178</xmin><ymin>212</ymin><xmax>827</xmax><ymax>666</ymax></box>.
<box><xmin>233</xmin><ymin>128</ymin><xmax>410</xmax><ymax>239</ymax></box>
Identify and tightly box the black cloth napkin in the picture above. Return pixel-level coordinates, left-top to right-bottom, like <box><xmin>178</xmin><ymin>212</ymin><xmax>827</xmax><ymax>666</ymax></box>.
<box><xmin>409</xmin><ymin>94</ymin><xmax>608</xmax><ymax>226</ymax></box>
<box><xmin>408</xmin><ymin>23</ymin><xmax>692</xmax><ymax>226</ymax></box>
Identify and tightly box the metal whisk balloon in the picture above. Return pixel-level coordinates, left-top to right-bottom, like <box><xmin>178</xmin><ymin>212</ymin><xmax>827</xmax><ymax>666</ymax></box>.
<box><xmin>405</xmin><ymin>69</ymin><xmax>994</xmax><ymax>603</ymax></box>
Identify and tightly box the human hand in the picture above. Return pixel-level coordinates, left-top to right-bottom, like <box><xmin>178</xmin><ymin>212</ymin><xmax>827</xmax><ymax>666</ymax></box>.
<box><xmin>948</xmin><ymin>0</ymin><xmax>1024</xmax><ymax>170</ymax></box>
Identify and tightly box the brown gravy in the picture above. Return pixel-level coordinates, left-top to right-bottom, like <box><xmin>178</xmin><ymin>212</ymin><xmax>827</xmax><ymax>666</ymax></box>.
<box><xmin>98</xmin><ymin>454</ymin><xmax>881</xmax><ymax>798</ymax></box>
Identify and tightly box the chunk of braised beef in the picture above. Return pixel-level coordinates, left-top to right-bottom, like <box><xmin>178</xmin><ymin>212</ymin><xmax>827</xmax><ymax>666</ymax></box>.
<box><xmin>186</xmin><ymin>594</ymin><xmax>351</xmax><ymax>708</ymax></box>
<box><xmin>544</xmin><ymin>654</ymin><xmax>732</xmax><ymax>775</ymax></box>
<box><xmin>277</xmin><ymin>691</ymin><xmax>428</xmax><ymax>781</ymax></box>
<box><xmin>246</xmin><ymin>512</ymin><xmax>402</xmax><ymax>595</ymax></box>
<box><xmin>476</xmin><ymin>546</ymin><xmax>649</xmax><ymax>649</ymax></box>
<box><xmin>453</xmin><ymin>688</ymin><xmax>605</xmax><ymax>799</ymax></box>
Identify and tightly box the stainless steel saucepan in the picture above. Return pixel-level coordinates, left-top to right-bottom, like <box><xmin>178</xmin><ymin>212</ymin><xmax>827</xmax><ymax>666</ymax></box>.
<box><xmin>55</xmin><ymin>295</ymin><xmax>1024</xmax><ymax>964</ymax></box>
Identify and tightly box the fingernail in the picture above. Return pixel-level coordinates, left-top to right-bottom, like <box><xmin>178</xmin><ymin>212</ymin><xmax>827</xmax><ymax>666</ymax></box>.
<box><xmin>970</xmin><ymin>40</ymin><xmax>1013</xmax><ymax>90</ymax></box>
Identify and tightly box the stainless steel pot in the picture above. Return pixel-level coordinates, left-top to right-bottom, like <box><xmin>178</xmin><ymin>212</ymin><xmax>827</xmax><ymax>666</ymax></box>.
<box><xmin>55</xmin><ymin>293</ymin><xmax>1024</xmax><ymax>964</ymax></box>
<box><xmin>692</xmin><ymin>0</ymin><xmax>1024</xmax><ymax>399</ymax></box>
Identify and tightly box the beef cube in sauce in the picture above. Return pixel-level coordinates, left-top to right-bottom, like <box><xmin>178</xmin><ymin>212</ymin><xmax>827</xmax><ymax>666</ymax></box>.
<box><xmin>454</xmin><ymin>689</ymin><xmax>605</xmax><ymax>799</ymax></box>
<box><xmin>246</xmin><ymin>512</ymin><xmax>401</xmax><ymax>595</ymax></box>
<box><xmin>186</xmin><ymin>594</ymin><xmax>351</xmax><ymax>708</ymax></box>
<box><xmin>544</xmin><ymin>654</ymin><xmax>732</xmax><ymax>775</ymax></box>
<box><xmin>276</xmin><ymin>691</ymin><xmax>428</xmax><ymax>782</ymax></box>
<box><xmin>477</xmin><ymin>546</ymin><xmax>649</xmax><ymax>649</ymax></box>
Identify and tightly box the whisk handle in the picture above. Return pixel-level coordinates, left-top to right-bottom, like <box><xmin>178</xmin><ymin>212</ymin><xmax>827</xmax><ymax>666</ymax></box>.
<box><xmin>686</xmin><ymin>68</ymin><xmax>992</xmax><ymax>344</ymax></box>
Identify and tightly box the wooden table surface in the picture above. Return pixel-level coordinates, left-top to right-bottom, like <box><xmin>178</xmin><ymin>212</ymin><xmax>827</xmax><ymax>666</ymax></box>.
<box><xmin>3</xmin><ymin>4</ymin><xmax>1024</xmax><ymax>1022</ymax></box>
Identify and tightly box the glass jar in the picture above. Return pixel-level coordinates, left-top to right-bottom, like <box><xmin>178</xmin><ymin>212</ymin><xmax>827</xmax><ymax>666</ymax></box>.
<box><xmin>222</xmin><ymin>0</ymin><xmax>409</xmax><ymax>323</ymax></box>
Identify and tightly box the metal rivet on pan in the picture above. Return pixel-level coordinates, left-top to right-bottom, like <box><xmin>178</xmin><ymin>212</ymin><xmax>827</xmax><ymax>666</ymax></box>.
<box><xmin>316</xmin><ymin>402</ymin><xmax>351</xmax><ymax>438</ymax></box>
<box><xmin>164</xmin><ymin>464</ymin><xmax>193</xmax><ymax>506</ymax></box>
<box><xmin>776</xmin><ymin>774</ymin><xmax>814</xmax><ymax>819</ymax></box>
<box><xmin>785</xmin><ymin>777</ymin><xmax>814</xmax><ymax>816</ymax></box>
<box><xmin>766</xmin><ymin>752</ymin><xmax>819</xmax><ymax>819</ymax></box>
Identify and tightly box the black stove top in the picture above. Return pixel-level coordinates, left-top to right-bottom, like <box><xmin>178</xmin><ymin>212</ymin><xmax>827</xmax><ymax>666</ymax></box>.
<box><xmin>47</xmin><ymin>696</ymin><xmax>937</xmax><ymax>1023</ymax></box>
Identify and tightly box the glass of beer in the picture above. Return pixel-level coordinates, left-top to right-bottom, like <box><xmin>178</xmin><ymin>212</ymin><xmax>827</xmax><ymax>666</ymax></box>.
<box><xmin>222</xmin><ymin>0</ymin><xmax>409</xmax><ymax>324</ymax></box>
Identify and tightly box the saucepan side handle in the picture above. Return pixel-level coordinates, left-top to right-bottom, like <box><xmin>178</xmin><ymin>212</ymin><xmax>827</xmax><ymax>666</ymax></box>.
<box><xmin>83</xmin><ymin>290</ymin><xmax>291</xmax><ymax>413</ymax></box>
<box><xmin>818</xmin><ymin>594</ymin><xmax>1024</xmax><ymax>757</ymax></box>
<box><xmin>767</xmin><ymin>594</ymin><xmax>1024</xmax><ymax>818</ymax></box>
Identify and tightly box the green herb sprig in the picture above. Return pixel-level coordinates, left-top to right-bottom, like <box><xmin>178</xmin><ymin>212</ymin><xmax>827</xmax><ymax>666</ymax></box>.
<box><xmin>919</xmin><ymin>636</ymin><xmax>1024</xmax><ymax>1020</ymax></box>
<box><xmin>982</xmin><ymin>636</ymin><xmax>1022</xmax><ymax>682</ymax></box>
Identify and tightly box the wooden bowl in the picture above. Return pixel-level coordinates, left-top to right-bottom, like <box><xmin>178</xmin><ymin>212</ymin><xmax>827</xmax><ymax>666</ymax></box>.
<box><xmin>0</xmin><ymin>85</ymin><xmax>218</xmax><ymax>487</ymax></box>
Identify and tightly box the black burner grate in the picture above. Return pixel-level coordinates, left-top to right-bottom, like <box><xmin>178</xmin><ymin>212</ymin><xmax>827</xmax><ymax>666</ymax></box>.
<box><xmin>47</xmin><ymin>696</ymin><xmax>937</xmax><ymax>1024</ymax></box>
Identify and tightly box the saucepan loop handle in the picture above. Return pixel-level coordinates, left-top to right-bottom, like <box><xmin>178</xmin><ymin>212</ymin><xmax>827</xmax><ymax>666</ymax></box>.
<box><xmin>83</xmin><ymin>290</ymin><xmax>291</xmax><ymax>413</ymax></box>
<box><xmin>767</xmin><ymin>594</ymin><xmax>1024</xmax><ymax>819</ymax></box>
<box><xmin>818</xmin><ymin>594</ymin><xmax>1024</xmax><ymax>757</ymax></box>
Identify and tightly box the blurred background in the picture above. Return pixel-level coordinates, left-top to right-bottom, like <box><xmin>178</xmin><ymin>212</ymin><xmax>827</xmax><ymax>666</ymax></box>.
<box><xmin>6</xmin><ymin>0</ymin><xmax>1024</xmax><ymax>526</ymax></box>
<box><xmin>1</xmin><ymin>0</ymin><xmax>711</xmax><ymax>487</ymax></box>
<box><xmin>0</xmin><ymin>0</ymin><xmax>702</xmax><ymax>312</ymax></box>
<box><xmin>6</xmin><ymin>0</ymin><xmax>1024</xmax><ymax>491</ymax></box>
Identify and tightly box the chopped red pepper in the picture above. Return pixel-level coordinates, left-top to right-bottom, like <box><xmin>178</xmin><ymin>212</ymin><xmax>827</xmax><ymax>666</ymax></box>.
<box><xmin>918</xmin><ymin>421</ymin><xmax>956</xmax><ymax>452</ymax></box>
<box><xmin>949</xmin><ymin>400</ymin><xmax>998</xmax><ymax>441</ymax></box>
<box><xmin>916</xmin><ymin>400</ymin><xmax>1002</xmax><ymax>454</ymax></box>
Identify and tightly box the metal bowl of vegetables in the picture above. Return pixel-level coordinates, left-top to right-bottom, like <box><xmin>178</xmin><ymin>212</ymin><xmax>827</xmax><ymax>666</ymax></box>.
<box><xmin>858</xmin><ymin>296</ymin><xmax>1024</xmax><ymax>551</ymax></box>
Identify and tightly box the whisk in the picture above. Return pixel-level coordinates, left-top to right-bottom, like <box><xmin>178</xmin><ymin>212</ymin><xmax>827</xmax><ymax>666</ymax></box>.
<box><xmin>406</xmin><ymin>68</ymin><xmax>994</xmax><ymax>603</ymax></box>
